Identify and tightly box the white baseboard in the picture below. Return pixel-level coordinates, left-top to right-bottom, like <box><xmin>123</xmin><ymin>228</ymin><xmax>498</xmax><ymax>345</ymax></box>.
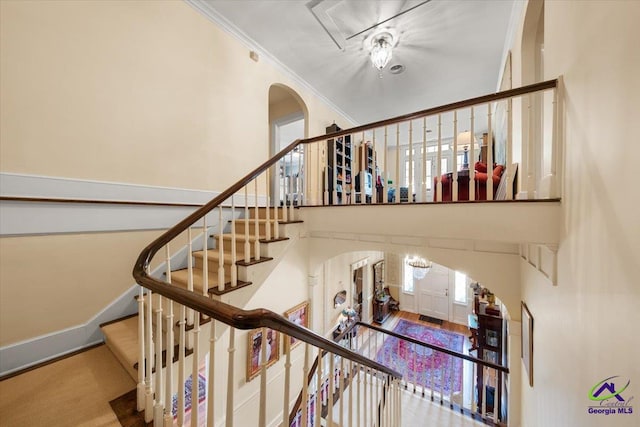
<box><xmin>0</xmin><ymin>284</ymin><xmax>138</xmax><ymax>376</ymax></box>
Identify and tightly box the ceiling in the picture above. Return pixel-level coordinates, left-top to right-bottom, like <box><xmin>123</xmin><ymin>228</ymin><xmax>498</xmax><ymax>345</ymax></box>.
<box><xmin>199</xmin><ymin>0</ymin><xmax>515</xmax><ymax>125</ymax></box>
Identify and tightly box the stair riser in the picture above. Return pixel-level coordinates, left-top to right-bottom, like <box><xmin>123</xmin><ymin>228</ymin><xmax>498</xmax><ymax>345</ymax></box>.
<box><xmin>233</xmin><ymin>221</ymin><xmax>276</xmax><ymax>236</ymax></box>
<box><xmin>193</xmin><ymin>259</ymin><xmax>234</xmax><ymax>279</ymax></box>
<box><xmin>249</xmin><ymin>207</ymin><xmax>287</xmax><ymax>220</ymax></box>
<box><xmin>214</xmin><ymin>237</ymin><xmax>259</xmax><ymax>257</ymax></box>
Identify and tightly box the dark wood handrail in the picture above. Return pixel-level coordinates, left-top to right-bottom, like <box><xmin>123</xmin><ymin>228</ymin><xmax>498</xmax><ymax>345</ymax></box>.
<box><xmin>134</xmin><ymin>274</ymin><xmax>400</xmax><ymax>379</ymax></box>
<box><xmin>358</xmin><ymin>321</ymin><xmax>509</xmax><ymax>373</ymax></box>
<box><xmin>300</xmin><ymin>79</ymin><xmax>558</xmax><ymax>144</ymax></box>
<box><xmin>132</xmin><ymin>79</ymin><xmax>550</xmax><ymax>384</ymax></box>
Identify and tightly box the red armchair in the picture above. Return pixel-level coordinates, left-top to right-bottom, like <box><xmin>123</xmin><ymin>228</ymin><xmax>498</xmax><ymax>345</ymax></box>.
<box><xmin>433</xmin><ymin>162</ymin><xmax>504</xmax><ymax>201</ymax></box>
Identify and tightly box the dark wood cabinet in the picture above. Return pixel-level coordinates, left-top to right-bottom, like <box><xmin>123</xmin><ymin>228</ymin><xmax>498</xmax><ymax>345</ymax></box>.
<box><xmin>473</xmin><ymin>295</ymin><xmax>504</xmax><ymax>418</ymax></box>
<box><xmin>373</xmin><ymin>296</ymin><xmax>391</xmax><ymax>324</ymax></box>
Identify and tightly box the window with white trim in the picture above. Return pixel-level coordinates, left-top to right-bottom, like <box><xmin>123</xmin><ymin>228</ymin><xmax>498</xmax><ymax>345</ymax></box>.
<box><xmin>454</xmin><ymin>271</ymin><xmax>467</xmax><ymax>304</ymax></box>
<box><xmin>403</xmin><ymin>257</ymin><xmax>414</xmax><ymax>293</ymax></box>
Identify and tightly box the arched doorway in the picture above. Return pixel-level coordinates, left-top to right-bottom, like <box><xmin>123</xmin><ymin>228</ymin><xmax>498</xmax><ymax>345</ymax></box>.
<box><xmin>268</xmin><ymin>84</ymin><xmax>309</xmax><ymax>206</ymax></box>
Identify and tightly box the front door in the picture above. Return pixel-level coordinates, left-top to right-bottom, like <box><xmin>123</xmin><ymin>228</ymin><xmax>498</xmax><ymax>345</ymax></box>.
<box><xmin>416</xmin><ymin>267</ymin><xmax>449</xmax><ymax>320</ymax></box>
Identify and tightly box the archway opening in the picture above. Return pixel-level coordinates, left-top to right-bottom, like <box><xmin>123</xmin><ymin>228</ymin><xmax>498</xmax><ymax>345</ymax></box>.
<box><xmin>268</xmin><ymin>84</ymin><xmax>309</xmax><ymax>206</ymax></box>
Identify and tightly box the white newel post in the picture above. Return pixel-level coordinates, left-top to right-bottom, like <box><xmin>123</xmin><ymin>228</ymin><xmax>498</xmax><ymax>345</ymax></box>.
<box><xmin>137</xmin><ymin>285</ymin><xmax>145</xmax><ymax>412</ymax></box>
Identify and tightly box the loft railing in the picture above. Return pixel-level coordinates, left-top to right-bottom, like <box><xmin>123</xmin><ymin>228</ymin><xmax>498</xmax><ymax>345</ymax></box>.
<box><xmin>355</xmin><ymin>322</ymin><xmax>509</xmax><ymax>424</ymax></box>
<box><xmin>133</xmin><ymin>79</ymin><xmax>556</xmax><ymax>426</ymax></box>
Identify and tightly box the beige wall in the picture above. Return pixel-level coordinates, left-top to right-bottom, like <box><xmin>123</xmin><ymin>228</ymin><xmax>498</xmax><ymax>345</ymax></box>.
<box><xmin>0</xmin><ymin>229</ymin><xmax>172</xmax><ymax>345</ymax></box>
<box><xmin>516</xmin><ymin>1</ymin><xmax>640</xmax><ymax>426</ymax></box>
<box><xmin>0</xmin><ymin>0</ymin><xmax>353</xmax><ymax>348</ymax></box>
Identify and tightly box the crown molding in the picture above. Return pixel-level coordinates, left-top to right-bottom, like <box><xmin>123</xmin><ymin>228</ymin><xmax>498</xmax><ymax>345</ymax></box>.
<box><xmin>184</xmin><ymin>0</ymin><xmax>359</xmax><ymax>126</ymax></box>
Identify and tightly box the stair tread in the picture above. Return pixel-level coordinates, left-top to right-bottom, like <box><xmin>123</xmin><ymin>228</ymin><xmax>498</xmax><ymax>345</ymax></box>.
<box><xmin>171</xmin><ymin>268</ymin><xmax>252</xmax><ymax>295</ymax></box>
<box><xmin>214</xmin><ymin>233</ymin><xmax>290</xmax><ymax>243</ymax></box>
<box><xmin>101</xmin><ymin>315</ymin><xmax>139</xmax><ymax>380</ymax></box>
<box><xmin>193</xmin><ymin>250</ymin><xmax>270</xmax><ymax>266</ymax></box>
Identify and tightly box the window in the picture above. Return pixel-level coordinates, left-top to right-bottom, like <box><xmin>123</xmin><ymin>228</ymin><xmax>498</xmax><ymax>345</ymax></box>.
<box><xmin>403</xmin><ymin>258</ymin><xmax>415</xmax><ymax>294</ymax></box>
<box><xmin>454</xmin><ymin>271</ymin><xmax>467</xmax><ymax>304</ymax></box>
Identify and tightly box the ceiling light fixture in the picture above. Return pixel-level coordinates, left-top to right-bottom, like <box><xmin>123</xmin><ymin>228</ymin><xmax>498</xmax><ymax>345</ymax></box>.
<box><xmin>367</xmin><ymin>31</ymin><xmax>397</xmax><ymax>78</ymax></box>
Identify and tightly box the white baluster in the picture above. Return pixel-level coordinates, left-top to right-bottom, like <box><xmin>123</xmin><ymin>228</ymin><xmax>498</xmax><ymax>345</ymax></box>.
<box><xmin>375</xmin><ymin>370</ymin><xmax>379</xmax><ymax>427</ymax></box>
<box><xmin>137</xmin><ymin>285</ymin><xmax>145</xmax><ymax>412</ymax></box>
<box><xmin>265</xmin><ymin>170</ymin><xmax>272</xmax><ymax>241</ymax></box>
<box><xmin>301</xmin><ymin>343</ymin><xmax>309</xmax><ymax>427</ymax></box>
<box><xmin>282</xmin><ymin>338</ymin><xmax>292</xmax><ymax>427</ymax></box>
<box><xmin>254</xmin><ymin>179</ymin><xmax>260</xmax><ymax>261</ymax></box>
<box><xmin>225</xmin><ymin>327</ymin><xmax>235</xmax><ymax>427</ymax></box>
<box><xmin>244</xmin><ymin>185</ymin><xmax>250</xmax><ymax>263</ymax></box>
<box><xmin>436</xmin><ymin>115</ymin><xmax>443</xmax><ymax>202</ymax></box>
<box><xmin>258</xmin><ymin>328</ymin><xmax>268</xmax><ymax>427</ymax></box>
<box><xmin>356</xmin><ymin>363</ymin><xmax>361</xmax><ymax>427</ymax></box>
<box><xmin>453</xmin><ymin>110</ymin><xmax>459</xmax><ymax>202</ymax></box>
<box><xmin>145</xmin><ymin>265</ymin><xmax>154</xmax><ymax>423</ymax></box>
<box><xmin>348</xmin><ymin>359</ymin><xmax>353</xmax><ymax>427</ymax></box>
<box><xmin>315</xmin><ymin>348</ymin><xmax>323</xmax><ymax>427</ymax></box>
<box><xmin>292</xmin><ymin>148</ymin><xmax>299</xmax><ymax>217</ymax></box>
<box><xmin>202</xmin><ymin>216</ymin><xmax>209</xmax><ymax>298</ymax></box>
<box><xmin>409</xmin><ymin>120</ymin><xmax>413</xmax><ymax>203</ymax></box>
<box><xmin>164</xmin><ymin>245</ymin><xmax>174</xmax><ymax>427</ymax></box>
<box><xmin>363</xmin><ymin>367</ymin><xmax>369</xmax><ymax>427</ymax></box>
<box><xmin>339</xmin><ymin>356</ymin><xmax>345</xmax><ymax>427</ymax></box>
<box><xmin>218</xmin><ymin>208</ymin><xmax>225</xmax><ymax>293</ymax></box>
<box><xmin>154</xmin><ymin>294</ymin><xmax>163</xmax><ymax>426</ymax></box>
<box><xmin>230</xmin><ymin>196</ymin><xmax>237</xmax><ymax>287</ymax></box>
<box><xmin>372</xmin><ymin>131</ymin><xmax>377</xmax><ymax>204</ymax></box>
<box><xmin>507</xmin><ymin>98</ymin><xmax>514</xmax><ymax>200</ymax></box>
<box><xmin>187</xmin><ymin>227</ymin><xmax>194</xmax><ymax>325</ymax></box>
<box><xmin>422</xmin><ymin>117</ymin><xmax>427</xmax><ymax>202</ymax></box>
<box><xmin>324</xmin><ymin>139</ymin><xmax>329</xmax><ymax>205</ymax></box>
<box><xmin>470</xmin><ymin>107</ymin><xmax>476</xmax><ymax>201</ymax></box>
<box><xmin>328</xmin><ymin>353</ymin><xmax>334</xmax><ymax>427</ymax></box>
<box><xmin>412</xmin><ymin>343</ymin><xmax>417</xmax><ymax>393</ymax></box>
<box><xmin>190</xmin><ymin>316</ymin><xmax>200</xmax><ymax>427</ymax></box>
<box><xmin>383</xmin><ymin>126</ymin><xmax>388</xmax><ymax>203</ymax></box>
<box><xmin>177</xmin><ymin>304</ymin><xmax>186</xmax><ymax>426</ymax></box>
<box><xmin>332</xmin><ymin>138</ymin><xmax>338</xmax><ymax>205</ymax></box>
<box><xmin>395</xmin><ymin>124</ymin><xmax>400</xmax><ymax>203</ymax></box>
<box><xmin>487</xmin><ymin>105</ymin><xmax>494</xmax><ymax>200</ymax></box>
<box><xmin>207</xmin><ymin>321</ymin><xmax>216</xmax><ymax>427</ymax></box>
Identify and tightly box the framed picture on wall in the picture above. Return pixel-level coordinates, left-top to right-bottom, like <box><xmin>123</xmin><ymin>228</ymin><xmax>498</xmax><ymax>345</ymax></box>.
<box><xmin>284</xmin><ymin>301</ymin><xmax>310</xmax><ymax>350</ymax></box>
<box><xmin>246</xmin><ymin>327</ymin><xmax>280</xmax><ymax>382</ymax></box>
<box><xmin>521</xmin><ymin>301</ymin><xmax>534</xmax><ymax>387</ymax></box>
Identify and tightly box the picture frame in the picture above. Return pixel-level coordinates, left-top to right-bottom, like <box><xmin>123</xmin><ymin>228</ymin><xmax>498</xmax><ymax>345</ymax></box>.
<box><xmin>521</xmin><ymin>301</ymin><xmax>534</xmax><ymax>387</ymax></box>
<box><xmin>284</xmin><ymin>301</ymin><xmax>310</xmax><ymax>350</ymax></box>
<box><xmin>246</xmin><ymin>327</ymin><xmax>280</xmax><ymax>382</ymax></box>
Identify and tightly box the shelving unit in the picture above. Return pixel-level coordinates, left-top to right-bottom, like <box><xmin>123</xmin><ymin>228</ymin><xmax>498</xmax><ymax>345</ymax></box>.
<box><xmin>325</xmin><ymin>123</ymin><xmax>352</xmax><ymax>204</ymax></box>
<box><xmin>474</xmin><ymin>294</ymin><xmax>505</xmax><ymax>418</ymax></box>
<box><xmin>355</xmin><ymin>142</ymin><xmax>376</xmax><ymax>203</ymax></box>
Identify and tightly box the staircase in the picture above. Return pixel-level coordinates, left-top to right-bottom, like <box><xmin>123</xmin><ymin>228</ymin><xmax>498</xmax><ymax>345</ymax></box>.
<box><xmin>113</xmin><ymin>80</ymin><xmax>559</xmax><ymax>426</ymax></box>
<box><xmin>101</xmin><ymin>206</ymin><xmax>300</xmax><ymax>414</ymax></box>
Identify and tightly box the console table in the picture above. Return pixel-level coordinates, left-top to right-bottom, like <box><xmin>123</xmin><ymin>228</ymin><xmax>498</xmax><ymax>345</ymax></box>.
<box><xmin>373</xmin><ymin>296</ymin><xmax>391</xmax><ymax>324</ymax></box>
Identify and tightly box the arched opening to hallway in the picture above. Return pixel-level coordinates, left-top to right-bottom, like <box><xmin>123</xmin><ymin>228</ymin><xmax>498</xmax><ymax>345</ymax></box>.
<box><xmin>268</xmin><ymin>84</ymin><xmax>309</xmax><ymax>206</ymax></box>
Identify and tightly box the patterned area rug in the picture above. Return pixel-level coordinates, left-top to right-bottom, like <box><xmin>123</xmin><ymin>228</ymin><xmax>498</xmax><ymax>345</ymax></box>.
<box><xmin>375</xmin><ymin>319</ymin><xmax>464</xmax><ymax>394</ymax></box>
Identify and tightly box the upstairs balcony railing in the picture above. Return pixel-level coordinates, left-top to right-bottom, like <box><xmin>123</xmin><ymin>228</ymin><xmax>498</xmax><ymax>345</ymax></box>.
<box><xmin>132</xmin><ymin>79</ymin><xmax>558</xmax><ymax>426</ymax></box>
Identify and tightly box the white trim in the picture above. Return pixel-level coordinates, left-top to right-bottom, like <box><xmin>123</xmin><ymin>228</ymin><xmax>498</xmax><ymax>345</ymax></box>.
<box><xmin>497</xmin><ymin>0</ymin><xmax>525</xmax><ymax>91</ymax></box>
<box><xmin>0</xmin><ymin>173</ymin><xmax>266</xmax><ymax>235</ymax></box>
<box><xmin>184</xmin><ymin>0</ymin><xmax>358</xmax><ymax>126</ymax></box>
<box><xmin>0</xmin><ymin>284</ymin><xmax>138</xmax><ymax>376</ymax></box>
<box><xmin>0</xmin><ymin>226</ymin><xmax>212</xmax><ymax>376</ymax></box>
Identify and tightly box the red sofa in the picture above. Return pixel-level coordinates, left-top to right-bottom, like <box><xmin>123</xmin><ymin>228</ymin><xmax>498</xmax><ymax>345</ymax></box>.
<box><xmin>433</xmin><ymin>162</ymin><xmax>504</xmax><ymax>201</ymax></box>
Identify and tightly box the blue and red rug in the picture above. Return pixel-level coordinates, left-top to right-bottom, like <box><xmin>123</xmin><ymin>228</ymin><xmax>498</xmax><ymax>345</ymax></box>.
<box><xmin>375</xmin><ymin>319</ymin><xmax>465</xmax><ymax>394</ymax></box>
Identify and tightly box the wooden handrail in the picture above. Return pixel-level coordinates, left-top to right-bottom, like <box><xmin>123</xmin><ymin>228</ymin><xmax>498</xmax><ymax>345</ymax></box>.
<box><xmin>132</xmin><ymin>79</ymin><xmax>550</xmax><ymax>386</ymax></box>
<box><xmin>358</xmin><ymin>321</ymin><xmax>509</xmax><ymax>373</ymax></box>
<box><xmin>133</xmin><ymin>78</ymin><xmax>558</xmax><ymax>279</ymax></box>
<box><xmin>134</xmin><ymin>273</ymin><xmax>400</xmax><ymax>379</ymax></box>
<box><xmin>300</xmin><ymin>79</ymin><xmax>558</xmax><ymax>144</ymax></box>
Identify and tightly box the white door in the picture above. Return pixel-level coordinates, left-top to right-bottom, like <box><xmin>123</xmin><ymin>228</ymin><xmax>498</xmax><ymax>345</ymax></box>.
<box><xmin>417</xmin><ymin>267</ymin><xmax>449</xmax><ymax>321</ymax></box>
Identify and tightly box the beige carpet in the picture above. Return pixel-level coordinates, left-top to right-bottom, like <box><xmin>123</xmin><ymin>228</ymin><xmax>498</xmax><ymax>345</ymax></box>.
<box><xmin>0</xmin><ymin>345</ymin><xmax>135</xmax><ymax>427</ymax></box>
